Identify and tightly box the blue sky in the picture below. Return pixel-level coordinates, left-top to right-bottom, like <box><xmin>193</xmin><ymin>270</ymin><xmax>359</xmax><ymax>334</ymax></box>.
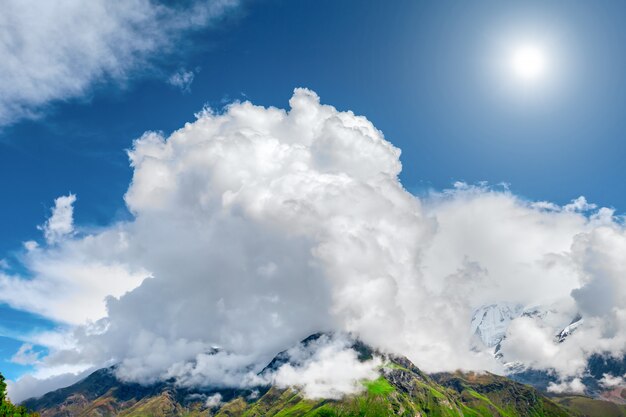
<box><xmin>1</xmin><ymin>0</ymin><xmax>625</xmax><ymax>385</ymax></box>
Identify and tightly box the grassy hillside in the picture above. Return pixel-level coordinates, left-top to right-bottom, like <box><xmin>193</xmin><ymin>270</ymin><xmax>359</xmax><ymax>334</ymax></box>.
<box><xmin>551</xmin><ymin>395</ymin><xmax>626</xmax><ymax>417</ymax></box>
<box><xmin>432</xmin><ymin>371</ymin><xmax>568</xmax><ymax>417</ymax></box>
<box><xmin>214</xmin><ymin>356</ymin><xmax>571</xmax><ymax>417</ymax></box>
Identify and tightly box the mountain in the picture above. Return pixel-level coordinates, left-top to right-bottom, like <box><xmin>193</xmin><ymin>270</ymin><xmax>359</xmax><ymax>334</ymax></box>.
<box><xmin>470</xmin><ymin>303</ymin><xmax>580</xmax><ymax>352</ymax></box>
<box><xmin>20</xmin><ymin>334</ymin><xmax>623</xmax><ymax>417</ymax></box>
<box><xmin>21</xmin><ymin>366</ymin><xmax>256</xmax><ymax>417</ymax></box>
<box><xmin>470</xmin><ymin>303</ymin><xmax>523</xmax><ymax>348</ymax></box>
<box><xmin>551</xmin><ymin>395</ymin><xmax>626</xmax><ymax>417</ymax></box>
<box><xmin>471</xmin><ymin>302</ymin><xmax>626</xmax><ymax>399</ymax></box>
<box><xmin>555</xmin><ymin>316</ymin><xmax>583</xmax><ymax>344</ymax></box>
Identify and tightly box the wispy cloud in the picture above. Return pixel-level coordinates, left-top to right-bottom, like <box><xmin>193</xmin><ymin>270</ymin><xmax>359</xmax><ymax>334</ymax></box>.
<box><xmin>10</xmin><ymin>344</ymin><xmax>42</xmax><ymax>366</ymax></box>
<box><xmin>0</xmin><ymin>0</ymin><xmax>239</xmax><ymax>126</ymax></box>
<box><xmin>168</xmin><ymin>69</ymin><xmax>196</xmax><ymax>93</ymax></box>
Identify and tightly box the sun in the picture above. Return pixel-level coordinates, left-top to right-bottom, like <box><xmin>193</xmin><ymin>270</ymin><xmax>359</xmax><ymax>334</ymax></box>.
<box><xmin>510</xmin><ymin>44</ymin><xmax>547</xmax><ymax>82</ymax></box>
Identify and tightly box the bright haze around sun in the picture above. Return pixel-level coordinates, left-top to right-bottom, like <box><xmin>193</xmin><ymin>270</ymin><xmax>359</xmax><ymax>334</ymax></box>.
<box><xmin>488</xmin><ymin>32</ymin><xmax>564</xmax><ymax>101</ymax></box>
<box><xmin>510</xmin><ymin>43</ymin><xmax>548</xmax><ymax>82</ymax></box>
<box><xmin>475</xmin><ymin>11</ymin><xmax>574</xmax><ymax>107</ymax></box>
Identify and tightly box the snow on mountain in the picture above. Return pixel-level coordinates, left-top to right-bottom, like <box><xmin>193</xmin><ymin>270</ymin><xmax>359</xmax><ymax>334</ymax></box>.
<box><xmin>471</xmin><ymin>302</ymin><xmax>583</xmax><ymax>351</ymax></box>
<box><xmin>468</xmin><ymin>304</ymin><xmax>626</xmax><ymax>399</ymax></box>
<box><xmin>470</xmin><ymin>303</ymin><xmax>524</xmax><ymax>348</ymax></box>
<box><xmin>556</xmin><ymin>316</ymin><xmax>583</xmax><ymax>343</ymax></box>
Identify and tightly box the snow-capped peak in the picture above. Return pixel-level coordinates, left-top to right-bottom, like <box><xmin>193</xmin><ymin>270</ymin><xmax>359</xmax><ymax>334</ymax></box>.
<box><xmin>470</xmin><ymin>302</ymin><xmax>524</xmax><ymax>348</ymax></box>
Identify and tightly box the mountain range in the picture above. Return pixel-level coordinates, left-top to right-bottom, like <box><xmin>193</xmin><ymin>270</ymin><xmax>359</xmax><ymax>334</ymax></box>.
<box><xmin>19</xmin><ymin>334</ymin><xmax>626</xmax><ymax>417</ymax></box>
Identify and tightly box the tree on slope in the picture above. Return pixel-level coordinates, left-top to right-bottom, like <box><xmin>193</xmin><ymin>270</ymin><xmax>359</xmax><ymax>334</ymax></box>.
<box><xmin>0</xmin><ymin>373</ymin><xmax>38</xmax><ymax>417</ymax></box>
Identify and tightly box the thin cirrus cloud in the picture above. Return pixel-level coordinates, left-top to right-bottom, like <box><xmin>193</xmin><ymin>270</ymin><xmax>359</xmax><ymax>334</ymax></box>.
<box><xmin>0</xmin><ymin>0</ymin><xmax>239</xmax><ymax>126</ymax></box>
<box><xmin>3</xmin><ymin>89</ymin><xmax>626</xmax><ymax>403</ymax></box>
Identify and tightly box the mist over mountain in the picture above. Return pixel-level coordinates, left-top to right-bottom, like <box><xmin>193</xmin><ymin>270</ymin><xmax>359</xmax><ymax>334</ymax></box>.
<box><xmin>471</xmin><ymin>302</ymin><xmax>626</xmax><ymax>397</ymax></box>
<box><xmin>18</xmin><ymin>334</ymin><xmax>626</xmax><ymax>417</ymax></box>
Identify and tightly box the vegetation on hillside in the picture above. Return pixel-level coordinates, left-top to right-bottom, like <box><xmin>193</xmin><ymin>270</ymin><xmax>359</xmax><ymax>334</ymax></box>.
<box><xmin>214</xmin><ymin>358</ymin><xmax>572</xmax><ymax>417</ymax></box>
<box><xmin>552</xmin><ymin>395</ymin><xmax>626</xmax><ymax>417</ymax></box>
<box><xmin>0</xmin><ymin>373</ymin><xmax>38</xmax><ymax>417</ymax></box>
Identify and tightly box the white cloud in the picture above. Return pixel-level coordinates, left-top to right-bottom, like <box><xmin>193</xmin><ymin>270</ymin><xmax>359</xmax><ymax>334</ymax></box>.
<box><xmin>0</xmin><ymin>0</ymin><xmax>238</xmax><ymax>126</ymax></box>
<box><xmin>23</xmin><ymin>241</ymin><xmax>38</xmax><ymax>251</ymax></box>
<box><xmin>0</xmin><ymin>259</ymin><xmax>149</xmax><ymax>325</ymax></box>
<box><xmin>600</xmin><ymin>373</ymin><xmax>625</xmax><ymax>388</ymax></box>
<box><xmin>564</xmin><ymin>196</ymin><xmax>597</xmax><ymax>212</ymax></box>
<box><xmin>7</xmin><ymin>367</ymin><xmax>94</xmax><ymax>404</ymax></box>
<box><xmin>500</xmin><ymin>315</ymin><xmax>588</xmax><ymax>376</ymax></box>
<box><xmin>0</xmin><ymin>222</ymin><xmax>150</xmax><ymax>324</ymax></box>
<box><xmin>205</xmin><ymin>393</ymin><xmax>223</xmax><ymax>408</ymax></box>
<box><xmin>39</xmin><ymin>194</ymin><xmax>76</xmax><ymax>244</ymax></box>
<box><xmin>10</xmin><ymin>343</ymin><xmax>41</xmax><ymax>365</ymax></box>
<box><xmin>547</xmin><ymin>377</ymin><xmax>586</xmax><ymax>394</ymax></box>
<box><xmin>4</xmin><ymin>89</ymin><xmax>626</xmax><ymax>402</ymax></box>
<box><xmin>268</xmin><ymin>335</ymin><xmax>381</xmax><ymax>400</ymax></box>
<box><xmin>600</xmin><ymin>374</ymin><xmax>626</xmax><ymax>388</ymax></box>
<box><xmin>168</xmin><ymin>69</ymin><xmax>196</xmax><ymax>93</ymax></box>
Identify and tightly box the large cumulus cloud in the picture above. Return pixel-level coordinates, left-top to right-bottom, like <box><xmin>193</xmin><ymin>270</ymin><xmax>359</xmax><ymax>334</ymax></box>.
<box><xmin>5</xmin><ymin>89</ymin><xmax>626</xmax><ymax>402</ymax></box>
<box><xmin>67</xmin><ymin>87</ymin><xmax>429</xmax><ymax>386</ymax></box>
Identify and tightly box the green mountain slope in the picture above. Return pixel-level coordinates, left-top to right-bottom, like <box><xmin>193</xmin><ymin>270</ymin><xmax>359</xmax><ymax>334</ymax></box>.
<box><xmin>213</xmin><ymin>355</ymin><xmax>570</xmax><ymax>417</ymax></box>
<box><xmin>551</xmin><ymin>395</ymin><xmax>626</xmax><ymax>417</ymax></box>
